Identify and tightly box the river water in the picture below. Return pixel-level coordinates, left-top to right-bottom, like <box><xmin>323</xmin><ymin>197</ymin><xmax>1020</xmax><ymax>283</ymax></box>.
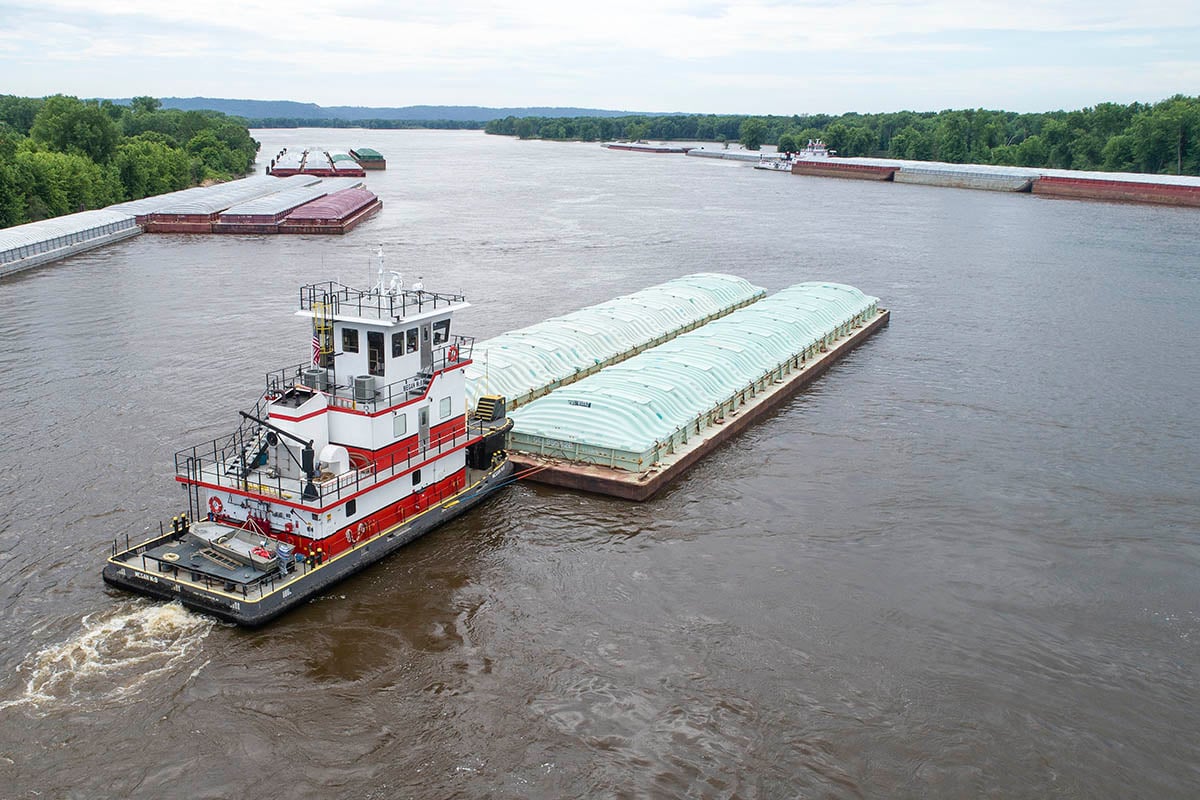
<box><xmin>0</xmin><ymin>129</ymin><xmax>1197</xmax><ymax>798</ymax></box>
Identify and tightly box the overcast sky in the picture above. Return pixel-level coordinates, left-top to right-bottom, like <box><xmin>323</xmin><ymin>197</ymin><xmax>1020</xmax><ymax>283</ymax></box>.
<box><xmin>2</xmin><ymin>0</ymin><xmax>1196</xmax><ymax>114</ymax></box>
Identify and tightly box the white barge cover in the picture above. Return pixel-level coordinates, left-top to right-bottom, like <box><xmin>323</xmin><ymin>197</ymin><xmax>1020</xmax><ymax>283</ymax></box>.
<box><xmin>466</xmin><ymin>273</ymin><xmax>766</xmax><ymax>411</ymax></box>
<box><xmin>507</xmin><ymin>282</ymin><xmax>880</xmax><ymax>471</ymax></box>
<box><xmin>219</xmin><ymin>178</ymin><xmax>363</xmax><ymax>218</ymax></box>
<box><xmin>0</xmin><ymin>209</ymin><xmax>139</xmax><ymax>273</ymax></box>
<box><xmin>108</xmin><ymin>175</ymin><xmax>319</xmax><ymax>217</ymax></box>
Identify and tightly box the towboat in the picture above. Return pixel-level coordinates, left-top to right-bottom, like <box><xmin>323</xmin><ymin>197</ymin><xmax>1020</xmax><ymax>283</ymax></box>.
<box><xmin>753</xmin><ymin>158</ymin><xmax>794</xmax><ymax>172</ymax></box>
<box><xmin>104</xmin><ymin>269</ymin><xmax>513</xmax><ymax>626</ymax></box>
<box><xmin>755</xmin><ymin>139</ymin><xmax>836</xmax><ymax>172</ymax></box>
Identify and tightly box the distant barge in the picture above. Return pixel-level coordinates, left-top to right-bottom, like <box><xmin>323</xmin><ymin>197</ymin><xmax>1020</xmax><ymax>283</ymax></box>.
<box><xmin>603</xmin><ymin>142</ymin><xmax>693</xmax><ymax>154</ymax></box>
<box><xmin>268</xmin><ymin>148</ymin><xmax>366</xmax><ymax>178</ymax></box>
<box><xmin>782</xmin><ymin>157</ymin><xmax>1200</xmax><ymax>206</ymax></box>
<box><xmin>351</xmin><ymin>148</ymin><xmax>387</xmax><ymax>169</ymax></box>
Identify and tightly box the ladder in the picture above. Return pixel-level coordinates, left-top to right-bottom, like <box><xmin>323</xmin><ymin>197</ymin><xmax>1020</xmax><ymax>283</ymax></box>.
<box><xmin>313</xmin><ymin>300</ymin><xmax>334</xmax><ymax>366</ymax></box>
<box><xmin>197</xmin><ymin>547</ymin><xmax>240</xmax><ymax>571</ymax></box>
<box><xmin>226</xmin><ymin>424</ymin><xmax>270</xmax><ymax>478</ymax></box>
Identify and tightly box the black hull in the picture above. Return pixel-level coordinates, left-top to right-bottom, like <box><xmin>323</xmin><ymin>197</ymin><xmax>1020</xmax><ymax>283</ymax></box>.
<box><xmin>104</xmin><ymin>460</ymin><xmax>513</xmax><ymax>627</ymax></box>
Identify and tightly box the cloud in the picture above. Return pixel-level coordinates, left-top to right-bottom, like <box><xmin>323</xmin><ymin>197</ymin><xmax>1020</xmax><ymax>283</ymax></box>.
<box><xmin>1</xmin><ymin>0</ymin><xmax>1197</xmax><ymax>111</ymax></box>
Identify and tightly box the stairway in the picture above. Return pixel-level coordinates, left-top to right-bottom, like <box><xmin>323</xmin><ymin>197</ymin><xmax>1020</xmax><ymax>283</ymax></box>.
<box><xmin>225</xmin><ymin>425</ymin><xmax>270</xmax><ymax>478</ymax></box>
<box><xmin>474</xmin><ymin>395</ymin><xmax>504</xmax><ymax>421</ymax></box>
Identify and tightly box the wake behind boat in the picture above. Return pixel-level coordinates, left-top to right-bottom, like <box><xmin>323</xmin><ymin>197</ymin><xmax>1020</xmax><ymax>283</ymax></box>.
<box><xmin>104</xmin><ymin>267</ymin><xmax>512</xmax><ymax>626</ymax></box>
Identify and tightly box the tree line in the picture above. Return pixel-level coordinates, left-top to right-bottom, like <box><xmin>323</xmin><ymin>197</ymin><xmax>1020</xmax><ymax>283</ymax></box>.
<box><xmin>0</xmin><ymin>95</ymin><xmax>259</xmax><ymax>228</ymax></box>
<box><xmin>485</xmin><ymin>95</ymin><xmax>1200</xmax><ymax>176</ymax></box>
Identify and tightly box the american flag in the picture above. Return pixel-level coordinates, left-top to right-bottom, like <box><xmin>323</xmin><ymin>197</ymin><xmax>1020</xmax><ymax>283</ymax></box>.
<box><xmin>312</xmin><ymin>334</ymin><xmax>321</xmax><ymax>365</ymax></box>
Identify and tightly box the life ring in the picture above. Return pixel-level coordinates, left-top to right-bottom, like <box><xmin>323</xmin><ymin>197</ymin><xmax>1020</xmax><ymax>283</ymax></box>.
<box><xmin>284</xmin><ymin>522</ymin><xmax>294</xmax><ymax>533</ymax></box>
<box><xmin>208</xmin><ymin>496</ymin><xmax>223</xmax><ymax>515</ymax></box>
<box><xmin>448</xmin><ymin>345</ymin><xmax>459</xmax><ymax>362</ymax></box>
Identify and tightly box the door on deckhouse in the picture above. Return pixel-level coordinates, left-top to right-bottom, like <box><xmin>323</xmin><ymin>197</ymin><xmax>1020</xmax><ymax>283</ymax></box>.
<box><xmin>368</xmin><ymin>331</ymin><xmax>385</xmax><ymax>377</ymax></box>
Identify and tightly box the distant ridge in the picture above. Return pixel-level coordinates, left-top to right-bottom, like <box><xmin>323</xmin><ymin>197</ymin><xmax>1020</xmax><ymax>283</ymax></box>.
<box><xmin>110</xmin><ymin>97</ymin><xmax>657</xmax><ymax>122</ymax></box>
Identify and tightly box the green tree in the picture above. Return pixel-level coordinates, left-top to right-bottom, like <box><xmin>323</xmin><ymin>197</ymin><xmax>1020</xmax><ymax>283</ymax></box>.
<box><xmin>1015</xmin><ymin>135</ymin><xmax>1048</xmax><ymax>167</ymax></box>
<box><xmin>13</xmin><ymin>148</ymin><xmax>120</xmax><ymax>218</ymax></box>
<box><xmin>739</xmin><ymin>117</ymin><xmax>767</xmax><ymax>150</ymax></box>
<box><xmin>0</xmin><ymin>95</ymin><xmax>42</xmax><ymax>135</ymax></box>
<box><xmin>776</xmin><ymin>132</ymin><xmax>800</xmax><ymax>153</ymax></box>
<box><xmin>114</xmin><ymin>136</ymin><xmax>190</xmax><ymax>199</ymax></box>
<box><xmin>130</xmin><ymin>96</ymin><xmax>162</xmax><ymax>114</ymax></box>
<box><xmin>1129</xmin><ymin>96</ymin><xmax>1200</xmax><ymax>174</ymax></box>
<box><xmin>1101</xmin><ymin>134</ymin><xmax>1136</xmax><ymax>172</ymax></box>
<box><xmin>934</xmin><ymin>112</ymin><xmax>970</xmax><ymax>162</ymax></box>
<box><xmin>29</xmin><ymin>95</ymin><xmax>119</xmax><ymax>163</ymax></box>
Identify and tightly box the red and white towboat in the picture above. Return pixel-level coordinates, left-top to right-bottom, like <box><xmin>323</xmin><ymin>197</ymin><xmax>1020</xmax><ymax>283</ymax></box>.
<box><xmin>104</xmin><ymin>275</ymin><xmax>512</xmax><ymax>626</ymax></box>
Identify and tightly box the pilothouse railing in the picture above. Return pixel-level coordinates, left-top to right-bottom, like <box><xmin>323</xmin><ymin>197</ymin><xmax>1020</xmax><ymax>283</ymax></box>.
<box><xmin>299</xmin><ymin>281</ymin><xmax>466</xmax><ymax>320</ymax></box>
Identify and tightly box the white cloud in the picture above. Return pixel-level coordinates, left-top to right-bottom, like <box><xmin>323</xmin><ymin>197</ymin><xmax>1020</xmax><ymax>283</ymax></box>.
<box><xmin>1</xmin><ymin>0</ymin><xmax>1197</xmax><ymax>111</ymax></box>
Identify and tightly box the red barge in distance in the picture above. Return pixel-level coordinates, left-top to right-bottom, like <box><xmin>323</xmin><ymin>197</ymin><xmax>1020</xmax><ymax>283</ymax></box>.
<box><xmin>104</xmin><ymin>273</ymin><xmax>512</xmax><ymax>626</ymax></box>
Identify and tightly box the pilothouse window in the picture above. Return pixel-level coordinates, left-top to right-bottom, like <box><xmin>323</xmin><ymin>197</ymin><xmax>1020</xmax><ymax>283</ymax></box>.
<box><xmin>432</xmin><ymin>320</ymin><xmax>450</xmax><ymax>345</ymax></box>
<box><xmin>392</xmin><ymin>332</ymin><xmax>403</xmax><ymax>358</ymax></box>
<box><xmin>342</xmin><ymin>328</ymin><xmax>359</xmax><ymax>353</ymax></box>
<box><xmin>406</xmin><ymin>328</ymin><xmax>418</xmax><ymax>353</ymax></box>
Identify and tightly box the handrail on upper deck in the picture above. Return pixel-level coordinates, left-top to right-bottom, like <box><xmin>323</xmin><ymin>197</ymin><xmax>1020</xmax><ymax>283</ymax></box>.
<box><xmin>298</xmin><ymin>282</ymin><xmax>467</xmax><ymax>320</ymax></box>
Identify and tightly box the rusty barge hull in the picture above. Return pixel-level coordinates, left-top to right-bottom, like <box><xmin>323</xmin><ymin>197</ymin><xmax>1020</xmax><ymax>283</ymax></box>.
<box><xmin>509</xmin><ymin>308</ymin><xmax>890</xmax><ymax>501</ymax></box>
<box><xmin>1032</xmin><ymin>177</ymin><xmax>1200</xmax><ymax>207</ymax></box>
<box><xmin>791</xmin><ymin>162</ymin><xmax>897</xmax><ymax>181</ymax></box>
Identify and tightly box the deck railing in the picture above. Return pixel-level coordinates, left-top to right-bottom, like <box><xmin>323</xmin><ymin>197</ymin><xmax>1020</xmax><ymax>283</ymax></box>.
<box><xmin>175</xmin><ymin>417</ymin><xmax>497</xmax><ymax>509</ymax></box>
<box><xmin>263</xmin><ymin>335</ymin><xmax>475</xmax><ymax>412</ymax></box>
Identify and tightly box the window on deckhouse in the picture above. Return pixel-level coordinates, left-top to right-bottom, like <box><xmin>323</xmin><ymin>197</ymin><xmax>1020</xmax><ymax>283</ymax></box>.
<box><xmin>432</xmin><ymin>320</ymin><xmax>450</xmax><ymax>345</ymax></box>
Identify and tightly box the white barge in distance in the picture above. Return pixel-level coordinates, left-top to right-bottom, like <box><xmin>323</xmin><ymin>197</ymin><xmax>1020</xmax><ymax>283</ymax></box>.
<box><xmin>104</xmin><ymin>275</ymin><xmax>512</xmax><ymax>626</ymax></box>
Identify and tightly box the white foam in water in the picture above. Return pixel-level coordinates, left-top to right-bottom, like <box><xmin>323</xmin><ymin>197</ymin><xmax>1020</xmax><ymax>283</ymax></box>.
<box><xmin>0</xmin><ymin>602</ymin><xmax>216</xmax><ymax>712</ymax></box>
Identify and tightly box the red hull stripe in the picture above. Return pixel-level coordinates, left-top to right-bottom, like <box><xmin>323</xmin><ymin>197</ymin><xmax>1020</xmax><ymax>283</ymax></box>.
<box><xmin>262</xmin><ymin>468</ymin><xmax>468</xmax><ymax>560</ymax></box>
<box><xmin>177</xmin><ymin>432</ymin><xmax>479</xmax><ymax>514</ymax></box>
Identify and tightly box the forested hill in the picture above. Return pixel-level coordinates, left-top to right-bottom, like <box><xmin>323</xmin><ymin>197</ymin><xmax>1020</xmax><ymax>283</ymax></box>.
<box><xmin>486</xmin><ymin>95</ymin><xmax>1200</xmax><ymax>177</ymax></box>
<box><xmin>108</xmin><ymin>97</ymin><xmax>649</xmax><ymax>124</ymax></box>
